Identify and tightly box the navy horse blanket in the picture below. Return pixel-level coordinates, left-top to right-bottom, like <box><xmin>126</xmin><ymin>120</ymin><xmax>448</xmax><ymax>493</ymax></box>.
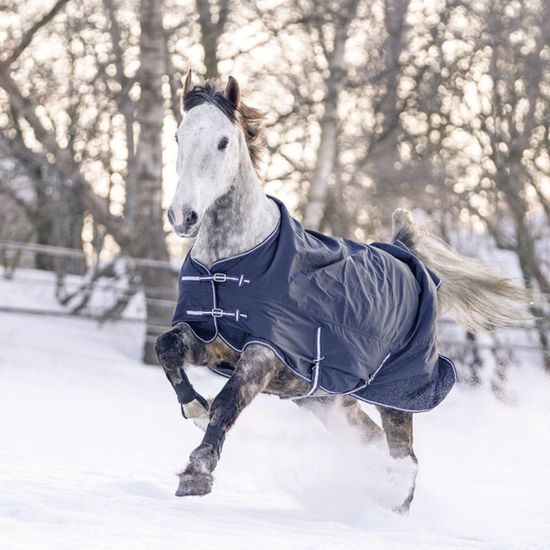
<box><xmin>172</xmin><ymin>197</ymin><xmax>456</xmax><ymax>412</ymax></box>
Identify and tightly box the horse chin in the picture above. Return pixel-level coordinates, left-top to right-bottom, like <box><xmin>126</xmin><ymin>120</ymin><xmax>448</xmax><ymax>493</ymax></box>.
<box><xmin>175</xmin><ymin>225</ymin><xmax>200</xmax><ymax>238</ymax></box>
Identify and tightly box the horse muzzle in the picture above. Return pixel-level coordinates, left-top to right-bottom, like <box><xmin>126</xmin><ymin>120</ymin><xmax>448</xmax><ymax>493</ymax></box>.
<box><xmin>168</xmin><ymin>206</ymin><xmax>200</xmax><ymax>237</ymax></box>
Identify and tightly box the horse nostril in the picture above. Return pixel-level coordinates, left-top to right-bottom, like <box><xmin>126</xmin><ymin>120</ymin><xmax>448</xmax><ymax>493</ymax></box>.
<box><xmin>167</xmin><ymin>207</ymin><xmax>175</xmax><ymax>225</ymax></box>
<box><xmin>186</xmin><ymin>210</ymin><xmax>198</xmax><ymax>226</ymax></box>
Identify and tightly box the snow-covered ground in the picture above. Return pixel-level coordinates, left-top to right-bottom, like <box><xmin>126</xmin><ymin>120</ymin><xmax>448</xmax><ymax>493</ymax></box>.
<box><xmin>1</xmin><ymin>271</ymin><xmax>550</xmax><ymax>550</ymax></box>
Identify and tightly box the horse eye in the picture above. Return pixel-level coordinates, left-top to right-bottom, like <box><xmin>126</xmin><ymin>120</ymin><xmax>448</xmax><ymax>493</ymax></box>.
<box><xmin>218</xmin><ymin>137</ymin><xmax>229</xmax><ymax>151</ymax></box>
<box><xmin>175</xmin><ymin>132</ymin><xmax>179</xmax><ymax>144</ymax></box>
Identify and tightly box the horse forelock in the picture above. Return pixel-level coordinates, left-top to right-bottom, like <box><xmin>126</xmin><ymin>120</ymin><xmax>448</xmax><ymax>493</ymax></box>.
<box><xmin>183</xmin><ymin>79</ymin><xmax>264</xmax><ymax>170</ymax></box>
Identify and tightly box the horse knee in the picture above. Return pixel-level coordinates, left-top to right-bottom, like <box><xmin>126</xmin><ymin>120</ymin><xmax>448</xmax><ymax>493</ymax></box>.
<box><xmin>155</xmin><ymin>331</ymin><xmax>186</xmax><ymax>370</ymax></box>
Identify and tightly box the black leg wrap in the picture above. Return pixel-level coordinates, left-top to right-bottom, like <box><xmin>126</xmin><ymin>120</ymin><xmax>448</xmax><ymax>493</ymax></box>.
<box><xmin>165</xmin><ymin>373</ymin><xmax>209</xmax><ymax>419</ymax></box>
<box><xmin>173</xmin><ymin>380</ymin><xmax>200</xmax><ymax>405</ymax></box>
<box><xmin>202</xmin><ymin>424</ymin><xmax>226</xmax><ymax>458</ymax></box>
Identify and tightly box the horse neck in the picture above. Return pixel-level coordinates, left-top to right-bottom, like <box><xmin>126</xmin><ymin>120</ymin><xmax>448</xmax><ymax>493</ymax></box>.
<box><xmin>191</xmin><ymin>157</ymin><xmax>280</xmax><ymax>268</ymax></box>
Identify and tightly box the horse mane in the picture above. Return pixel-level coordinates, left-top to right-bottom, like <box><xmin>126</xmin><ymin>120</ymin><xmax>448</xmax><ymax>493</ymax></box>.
<box><xmin>183</xmin><ymin>80</ymin><xmax>264</xmax><ymax>170</ymax></box>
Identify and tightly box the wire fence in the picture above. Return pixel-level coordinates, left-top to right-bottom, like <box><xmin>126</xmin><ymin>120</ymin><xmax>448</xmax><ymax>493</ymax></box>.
<box><xmin>1</xmin><ymin>240</ymin><xmax>549</xmax><ymax>358</ymax></box>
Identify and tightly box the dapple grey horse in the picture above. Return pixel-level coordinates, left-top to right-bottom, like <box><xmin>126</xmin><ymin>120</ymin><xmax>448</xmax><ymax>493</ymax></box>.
<box><xmin>155</xmin><ymin>72</ymin><xmax>527</xmax><ymax>512</ymax></box>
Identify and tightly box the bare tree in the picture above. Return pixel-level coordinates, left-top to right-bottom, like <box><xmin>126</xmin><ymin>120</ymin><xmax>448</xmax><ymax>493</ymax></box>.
<box><xmin>195</xmin><ymin>0</ymin><xmax>231</xmax><ymax>78</ymax></box>
<box><xmin>302</xmin><ymin>0</ymin><xmax>360</xmax><ymax>230</ymax></box>
<box><xmin>424</xmin><ymin>0</ymin><xmax>550</xmax><ymax>368</ymax></box>
<box><xmin>0</xmin><ymin>0</ymin><xmax>174</xmax><ymax>363</ymax></box>
<box><xmin>132</xmin><ymin>0</ymin><xmax>174</xmax><ymax>363</ymax></box>
<box><xmin>1</xmin><ymin>0</ymin><xmax>547</xmax><ymax>371</ymax></box>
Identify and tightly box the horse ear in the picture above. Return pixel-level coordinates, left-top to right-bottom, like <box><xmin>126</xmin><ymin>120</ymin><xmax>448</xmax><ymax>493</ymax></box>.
<box><xmin>225</xmin><ymin>76</ymin><xmax>240</xmax><ymax>108</ymax></box>
<box><xmin>183</xmin><ymin>70</ymin><xmax>193</xmax><ymax>98</ymax></box>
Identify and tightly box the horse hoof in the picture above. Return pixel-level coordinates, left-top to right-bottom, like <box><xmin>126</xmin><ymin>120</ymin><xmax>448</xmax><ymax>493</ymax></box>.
<box><xmin>175</xmin><ymin>472</ymin><xmax>213</xmax><ymax>497</ymax></box>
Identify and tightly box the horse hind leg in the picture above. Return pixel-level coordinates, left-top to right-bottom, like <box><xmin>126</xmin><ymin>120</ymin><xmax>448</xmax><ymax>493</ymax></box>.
<box><xmin>296</xmin><ymin>395</ymin><xmax>384</xmax><ymax>443</ymax></box>
<box><xmin>377</xmin><ymin>406</ymin><xmax>418</xmax><ymax>514</ymax></box>
<box><xmin>340</xmin><ymin>396</ymin><xmax>384</xmax><ymax>442</ymax></box>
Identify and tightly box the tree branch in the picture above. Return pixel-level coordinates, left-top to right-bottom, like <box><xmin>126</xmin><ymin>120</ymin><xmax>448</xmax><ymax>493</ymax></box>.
<box><xmin>1</xmin><ymin>0</ymin><xmax>70</xmax><ymax>69</ymax></box>
<box><xmin>0</xmin><ymin>69</ymin><xmax>129</xmax><ymax>246</ymax></box>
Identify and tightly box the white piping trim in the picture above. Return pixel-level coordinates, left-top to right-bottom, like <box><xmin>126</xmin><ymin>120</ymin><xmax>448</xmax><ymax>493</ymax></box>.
<box><xmin>368</xmin><ymin>352</ymin><xmax>391</xmax><ymax>384</ymax></box>
<box><xmin>190</xmin><ymin>213</ymin><xmax>281</xmax><ymax>269</ymax></box>
<box><xmin>439</xmin><ymin>353</ymin><xmax>457</xmax><ymax>379</ymax></box>
<box><xmin>196</xmin><ymin>325</ymin><xmax>456</xmax><ymax>411</ymax></box>
<box><xmin>218</xmin><ymin>333</ymin><xmax>313</xmax><ymax>385</ymax></box>
<box><xmin>211</xmin><ymin>220</ymin><xmax>280</xmax><ymax>267</ymax></box>
<box><xmin>315</xmin><ymin>378</ymin><xmax>370</xmax><ymax>396</ymax></box>
<box><xmin>176</xmin><ymin>256</ymin><xmax>306</xmax><ymax>384</ymax></box>
<box><xmin>314</xmin><ymin>351</ymin><xmax>391</xmax><ymax>396</ymax></box>
<box><xmin>289</xmin><ymin>368</ymin><xmax>319</xmax><ymax>401</ymax></box>
<box><xmin>307</xmin><ymin>364</ymin><xmax>320</xmax><ymax>396</ymax></box>
<box><xmin>188</xmin><ymin>255</ymin><xmax>212</xmax><ymax>274</ymax></box>
<box><xmin>179</xmin><ymin>254</ymin><xmax>309</xmax><ymax>384</ymax></box>
<box><xmin>177</xmin><ymin>318</ymin><xmax>308</xmax><ymax>386</ymax></box>
<box><xmin>352</xmin><ymin>394</ymin><xmax>435</xmax><ymax>413</ymax></box>
<box><xmin>186</xmin><ymin>311</ymin><xmax>381</xmax><ymax>400</ymax></box>
<box><xmin>294</xmin><ymin>327</ymin><xmax>323</xmax><ymax>399</ymax></box>
<box><xmin>178</xmin><ymin>230</ymin><xmax>457</xmax><ymax>410</ymax></box>
<box><xmin>316</xmin><ymin>384</ymin><xmax>365</xmax><ymax>396</ymax></box>
<box><xmin>353</xmin><ymin>352</ymin><xmax>457</xmax><ymax>412</ymax></box>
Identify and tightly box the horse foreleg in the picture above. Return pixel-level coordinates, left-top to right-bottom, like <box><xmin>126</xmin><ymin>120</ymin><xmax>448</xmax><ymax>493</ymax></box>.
<box><xmin>175</xmin><ymin>344</ymin><xmax>279</xmax><ymax>496</ymax></box>
<box><xmin>377</xmin><ymin>406</ymin><xmax>418</xmax><ymax>514</ymax></box>
<box><xmin>154</xmin><ymin>323</ymin><xmax>210</xmax><ymax>428</ymax></box>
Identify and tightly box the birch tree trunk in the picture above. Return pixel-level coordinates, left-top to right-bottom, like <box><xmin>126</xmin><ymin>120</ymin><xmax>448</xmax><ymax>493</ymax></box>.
<box><xmin>0</xmin><ymin>0</ymin><xmax>173</xmax><ymax>364</ymax></box>
<box><xmin>369</xmin><ymin>0</ymin><xmax>410</xmax><ymax>157</ymax></box>
<box><xmin>196</xmin><ymin>0</ymin><xmax>230</xmax><ymax>79</ymax></box>
<box><xmin>132</xmin><ymin>0</ymin><xmax>174</xmax><ymax>364</ymax></box>
<box><xmin>302</xmin><ymin>0</ymin><xmax>359</xmax><ymax>230</ymax></box>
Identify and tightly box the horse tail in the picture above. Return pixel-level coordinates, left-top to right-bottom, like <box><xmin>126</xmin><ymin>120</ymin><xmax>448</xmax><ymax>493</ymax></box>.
<box><xmin>391</xmin><ymin>208</ymin><xmax>531</xmax><ymax>332</ymax></box>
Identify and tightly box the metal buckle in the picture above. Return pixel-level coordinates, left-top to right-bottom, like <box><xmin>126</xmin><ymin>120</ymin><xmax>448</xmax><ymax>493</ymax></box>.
<box><xmin>213</xmin><ymin>273</ymin><xmax>227</xmax><ymax>283</ymax></box>
<box><xmin>211</xmin><ymin>308</ymin><xmax>224</xmax><ymax>317</ymax></box>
